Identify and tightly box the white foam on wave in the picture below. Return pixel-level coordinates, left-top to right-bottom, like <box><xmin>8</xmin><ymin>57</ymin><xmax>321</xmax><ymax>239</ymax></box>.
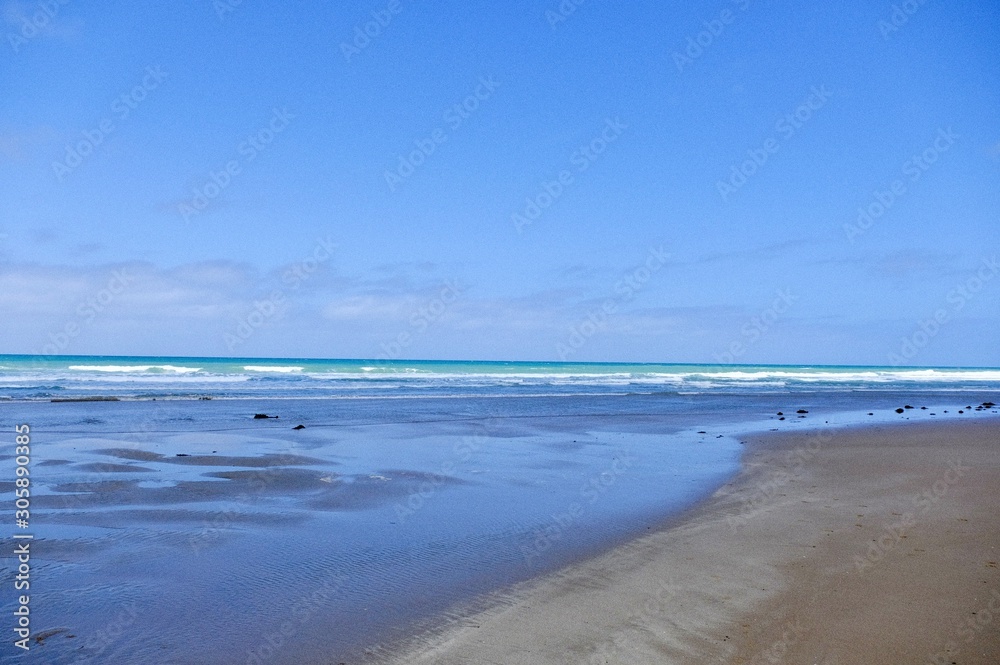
<box><xmin>44</xmin><ymin>365</ymin><xmax>1000</xmax><ymax>385</ymax></box>
<box><xmin>6</xmin><ymin>364</ymin><xmax>998</xmax><ymax>401</ymax></box>
<box><xmin>68</xmin><ymin>365</ymin><xmax>203</xmax><ymax>374</ymax></box>
<box><xmin>690</xmin><ymin>369</ymin><xmax>1000</xmax><ymax>383</ymax></box>
<box><xmin>884</xmin><ymin>369</ymin><xmax>1000</xmax><ymax>382</ymax></box>
<box><xmin>262</xmin><ymin>368</ymin><xmax>1000</xmax><ymax>386</ymax></box>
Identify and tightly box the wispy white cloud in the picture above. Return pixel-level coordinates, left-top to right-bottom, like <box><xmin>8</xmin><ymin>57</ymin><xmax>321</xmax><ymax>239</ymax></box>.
<box><xmin>692</xmin><ymin>238</ymin><xmax>820</xmax><ymax>265</ymax></box>
<box><xmin>1</xmin><ymin>258</ymin><xmax>993</xmax><ymax>365</ymax></box>
<box><xmin>322</xmin><ymin>295</ymin><xmax>411</xmax><ymax>320</ymax></box>
<box><xmin>816</xmin><ymin>249</ymin><xmax>965</xmax><ymax>280</ymax></box>
<box><xmin>0</xmin><ymin>260</ymin><xmax>727</xmax><ymax>357</ymax></box>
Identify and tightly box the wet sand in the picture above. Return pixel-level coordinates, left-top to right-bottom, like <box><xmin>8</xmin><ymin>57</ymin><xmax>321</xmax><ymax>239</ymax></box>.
<box><xmin>378</xmin><ymin>418</ymin><xmax>1000</xmax><ymax>665</ymax></box>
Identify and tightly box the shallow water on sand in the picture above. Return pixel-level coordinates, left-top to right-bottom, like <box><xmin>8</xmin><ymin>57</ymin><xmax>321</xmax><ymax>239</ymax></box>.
<box><xmin>0</xmin><ymin>392</ymin><xmax>996</xmax><ymax>663</ymax></box>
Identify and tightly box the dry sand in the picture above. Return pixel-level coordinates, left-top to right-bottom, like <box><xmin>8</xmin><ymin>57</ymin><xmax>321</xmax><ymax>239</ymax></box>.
<box><xmin>376</xmin><ymin>418</ymin><xmax>1000</xmax><ymax>665</ymax></box>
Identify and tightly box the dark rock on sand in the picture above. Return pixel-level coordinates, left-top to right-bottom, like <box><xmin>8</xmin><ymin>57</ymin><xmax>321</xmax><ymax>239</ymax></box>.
<box><xmin>34</xmin><ymin>628</ymin><xmax>71</xmax><ymax>645</ymax></box>
<box><xmin>293</xmin><ymin>424</ymin><xmax>306</xmax><ymax>430</ymax></box>
<box><xmin>895</xmin><ymin>408</ymin><xmax>905</xmax><ymax>413</ymax></box>
<box><xmin>254</xmin><ymin>414</ymin><xmax>278</xmax><ymax>419</ymax></box>
<box><xmin>796</xmin><ymin>409</ymin><xmax>808</xmax><ymax>414</ymax></box>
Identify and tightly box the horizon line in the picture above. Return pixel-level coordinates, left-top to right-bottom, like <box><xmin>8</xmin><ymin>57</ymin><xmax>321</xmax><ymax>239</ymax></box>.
<box><xmin>1</xmin><ymin>353</ymin><xmax>998</xmax><ymax>372</ymax></box>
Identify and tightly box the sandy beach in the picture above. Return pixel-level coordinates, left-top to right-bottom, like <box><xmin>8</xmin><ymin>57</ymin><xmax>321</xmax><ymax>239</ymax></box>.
<box><xmin>378</xmin><ymin>417</ymin><xmax>1000</xmax><ymax>665</ymax></box>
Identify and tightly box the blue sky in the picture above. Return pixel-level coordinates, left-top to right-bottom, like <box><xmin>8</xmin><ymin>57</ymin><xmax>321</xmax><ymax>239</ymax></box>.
<box><xmin>1</xmin><ymin>0</ymin><xmax>998</xmax><ymax>365</ymax></box>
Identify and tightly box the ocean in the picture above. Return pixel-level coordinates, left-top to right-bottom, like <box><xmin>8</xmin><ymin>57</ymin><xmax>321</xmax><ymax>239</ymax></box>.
<box><xmin>2</xmin><ymin>354</ymin><xmax>1000</xmax><ymax>401</ymax></box>
<box><xmin>1</xmin><ymin>355</ymin><xmax>998</xmax><ymax>663</ymax></box>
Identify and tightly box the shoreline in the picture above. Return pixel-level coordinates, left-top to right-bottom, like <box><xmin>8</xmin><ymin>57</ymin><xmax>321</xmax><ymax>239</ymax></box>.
<box><xmin>373</xmin><ymin>416</ymin><xmax>1000</xmax><ymax>665</ymax></box>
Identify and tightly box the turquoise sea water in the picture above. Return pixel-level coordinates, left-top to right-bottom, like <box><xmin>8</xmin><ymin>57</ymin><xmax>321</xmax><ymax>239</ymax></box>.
<box><xmin>2</xmin><ymin>354</ymin><xmax>1000</xmax><ymax>400</ymax></box>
